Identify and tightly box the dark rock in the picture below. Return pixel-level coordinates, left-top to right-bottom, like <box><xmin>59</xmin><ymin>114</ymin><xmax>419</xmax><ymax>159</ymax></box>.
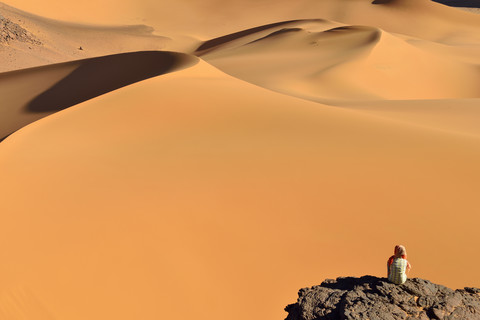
<box><xmin>465</xmin><ymin>287</ymin><xmax>480</xmax><ymax>294</ymax></box>
<box><xmin>0</xmin><ymin>13</ymin><xmax>41</xmax><ymax>45</ymax></box>
<box><xmin>285</xmin><ymin>276</ymin><xmax>480</xmax><ymax>320</ymax></box>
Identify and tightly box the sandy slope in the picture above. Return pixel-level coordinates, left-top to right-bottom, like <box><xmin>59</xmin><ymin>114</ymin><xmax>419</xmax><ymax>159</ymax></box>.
<box><xmin>460</xmin><ymin>7</ymin><xmax>480</xmax><ymax>12</ymax></box>
<box><xmin>4</xmin><ymin>0</ymin><xmax>480</xmax><ymax>41</ymax></box>
<box><xmin>0</xmin><ymin>51</ymin><xmax>197</xmax><ymax>141</ymax></box>
<box><xmin>1</xmin><ymin>0</ymin><xmax>480</xmax><ymax>320</ymax></box>
<box><xmin>198</xmin><ymin>20</ymin><xmax>480</xmax><ymax>101</ymax></box>
<box><xmin>1</xmin><ymin>60</ymin><xmax>480</xmax><ymax>320</ymax></box>
<box><xmin>2</xmin><ymin>0</ymin><xmax>480</xmax><ymax>70</ymax></box>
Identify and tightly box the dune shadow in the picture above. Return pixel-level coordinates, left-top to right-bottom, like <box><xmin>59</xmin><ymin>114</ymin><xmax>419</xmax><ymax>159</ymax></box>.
<box><xmin>26</xmin><ymin>51</ymin><xmax>197</xmax><ymax>113</ymax></box>
<box><xmin>247</xmin><ymin>28</ymin><xmax>304</xmax><ymax>45</ymax></box>
<box><xmin>195</xmin><ymin>21</ymin><xmax>302</xmax><ymax>55</ymax></box>
<box><xmin>195</xmin><ymin>19</ymin><xmax>325</xmax><ymax>55</ymax></box>
<box><xmin>432</xmin><ymin>0</ymin><xmax>480</xmax><ymax>8</ymax></box>
<box><xmin>0</xmin><ymin>51</ymin><xmax>197</xmax><ymax>143</ymax></box>
<box><xmin>372</xmin><ymin>0</ymin><xmax>395</xmax><ymax>4</ymax></box>
<box><xmin>373</xmin><ymin>0</ymin><xmax>480</xmax><ymax>6</ymax></box>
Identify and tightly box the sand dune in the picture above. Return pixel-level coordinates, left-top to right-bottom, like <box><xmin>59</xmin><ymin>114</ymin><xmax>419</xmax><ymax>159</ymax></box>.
<box><xmin>194</xmin><ymin>20</ymin><xmax>340</xmax><ymax>55</ymax></box>
<box><xmin>1</xmin><ymin>0</ymin><xmax>480</xmax><ymax>320</ymax></box>
<box><xmin>2</xmin><ymin>0</ymin><xmax>479</xmax><ymax>71</ymax></box>
<box><xmin>0</xmin><ymin>2</ymin><xmax>173</xmax><ymax>72</ymax></box>
<box><xmin>0</xmin><ymin>51</ymin><xmax>197</xmax><ymax>141</ymax></box>
<box><xmin>459</xmin><ymin>7</ymin><xmax>480</xmax><ymax>12</ymax></box>
<box><xmin>199</xmin><ymin>19</ymin><xmax>480</xmax><ymax>102</ymax></box>
<box><xmin>151</xmin><ymin>0</ymin><xmax>480</xmax><ymax>42</ymax></box>
<box><xmin>340</xmin><ymin>98</ymin><xmax>480</xmax><ymax>137</ymax></box>
<box><xmin>1</xmin><ymin>60</ymin><xmax>480</xmax><ymax>320</ymax></box>
<box><xmin>5</xmin><ymin>0</ymin><xmax>480</xmax><ymax>42</ymax></box>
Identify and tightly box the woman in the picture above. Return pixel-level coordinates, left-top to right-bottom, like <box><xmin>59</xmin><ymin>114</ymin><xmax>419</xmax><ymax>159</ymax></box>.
<box><xmin>387</xmin><ymin>245</ymin><xmax>412</xmax><ymax>284</ymax></box>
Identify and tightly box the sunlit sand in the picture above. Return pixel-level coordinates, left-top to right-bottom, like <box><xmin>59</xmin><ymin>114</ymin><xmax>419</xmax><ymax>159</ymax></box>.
<box><xmin>0</xmin><ymin>0</ymin><xmax>479</xmax><ymax>319</ymax></box>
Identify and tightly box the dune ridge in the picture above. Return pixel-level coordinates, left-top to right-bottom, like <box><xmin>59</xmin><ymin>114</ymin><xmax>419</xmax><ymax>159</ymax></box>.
<box><xmin>198</xmin><ymin>19</ymin><xmax>480</xmax><ymax>102</ymax></box>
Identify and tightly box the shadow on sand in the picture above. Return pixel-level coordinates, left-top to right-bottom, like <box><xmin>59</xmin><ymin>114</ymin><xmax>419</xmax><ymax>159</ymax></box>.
<box><xmin>432</xmin><ymin>0</ymin><xmax>480</xmax><ymax>8</ymax></box>
<box><xmin>26</xmin><ymin>51</ymin><xmax>198</xmax><ymax>113</ymax></box>
<box><xmin>195</xmin><ymin>19</ymin><xmax>328</xmax><ymax>55</ymax></box>
<box><xmin>371</xmin><ymin>0</ymin><xmax>396</xmax><ymax>4</ymax></box>
<box><xmin>0</xmin><ymin>51</ymin><xmax>197</xmax><ymax>143</ymax></box>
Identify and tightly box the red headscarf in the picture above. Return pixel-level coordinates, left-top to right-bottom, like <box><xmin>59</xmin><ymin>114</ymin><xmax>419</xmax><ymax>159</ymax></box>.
<box><xmin>388</xmin><ymin>245</ymin><xmax>407</xmax><ymax>267</ymax></box>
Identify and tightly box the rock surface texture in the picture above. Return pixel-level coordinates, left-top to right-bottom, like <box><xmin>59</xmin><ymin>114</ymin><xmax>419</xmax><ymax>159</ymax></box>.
<box><xmin>285</xmin><ymin>276</ymin><xmax>480</xmax><ymax>320</ymax></box>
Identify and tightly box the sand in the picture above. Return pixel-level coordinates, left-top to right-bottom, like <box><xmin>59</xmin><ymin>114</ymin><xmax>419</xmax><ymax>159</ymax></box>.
<box><xmin>0</xmin><ymin>0</ymin><xmax>480</xmax><ymax>319</ymax></box>
<box><xmin>0</xmin><ymin>51</ymin><xmax>197</xmax><ymax>140</ymax></box>
<box><xmin>0</xmin><ymin>2</ymin><xmax>172</xmax><ymax>72</ymax></box>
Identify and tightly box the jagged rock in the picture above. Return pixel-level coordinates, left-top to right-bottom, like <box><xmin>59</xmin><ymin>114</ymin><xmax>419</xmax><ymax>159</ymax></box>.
<box><xmin>0</xmin><ymin>13</ymin><xmax>41</xmax><ymax>44</ymax></box>
<box><xmin>285</xmin><ymin>276</ymin><xmax>480</xmax><ymax>320</ymax></box>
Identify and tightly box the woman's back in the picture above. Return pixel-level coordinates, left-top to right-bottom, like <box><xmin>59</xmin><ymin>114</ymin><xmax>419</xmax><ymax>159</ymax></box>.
<box><xmin>388</xmin><ymin>257</ymin><xmax>408</xmax><ymax>284</ymax></box>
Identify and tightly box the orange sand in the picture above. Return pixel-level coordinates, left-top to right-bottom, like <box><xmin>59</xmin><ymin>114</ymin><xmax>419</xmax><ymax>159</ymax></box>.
<box><xmin>1</xmin><ymin>0</ymin><xmax>480</xmax><ymax>319</ymax></box>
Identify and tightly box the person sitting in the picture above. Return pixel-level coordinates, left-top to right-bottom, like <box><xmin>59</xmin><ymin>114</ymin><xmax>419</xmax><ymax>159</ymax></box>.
<box><xmin>387</xmin><ymin>245</ymin><xmax>411</xmax><ymax>284</ymax></box>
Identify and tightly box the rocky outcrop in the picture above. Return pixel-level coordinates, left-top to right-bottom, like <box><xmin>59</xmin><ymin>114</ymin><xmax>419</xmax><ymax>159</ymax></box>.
<box><xmin>285</xmin><ymin>276</ymin><xmax>480</xmax><ymax>320</ymax></box>
<box><xmin>0</xmin><ymin>13</ymin><xmax>41</xmax><ymax>44</ymax></box>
